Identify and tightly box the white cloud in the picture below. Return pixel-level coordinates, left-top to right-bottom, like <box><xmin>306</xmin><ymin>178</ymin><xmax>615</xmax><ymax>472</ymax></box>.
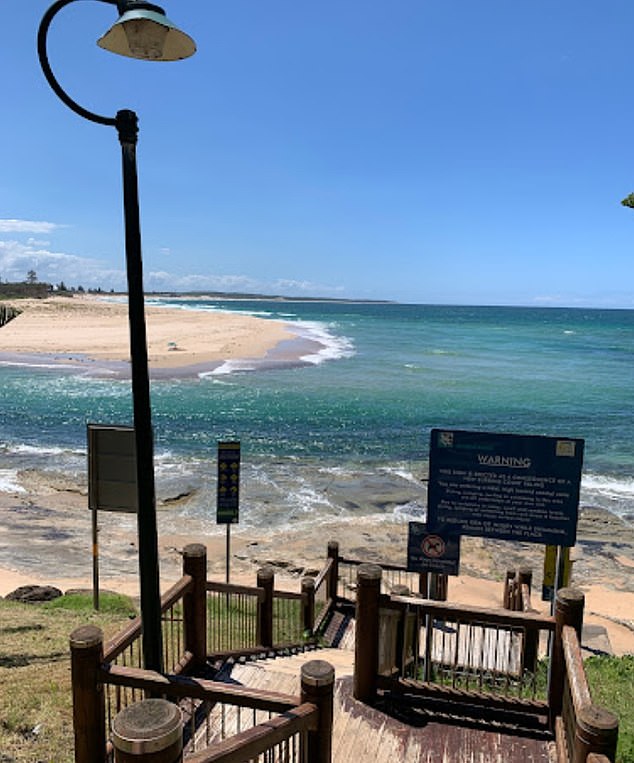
<box><xmin>0</xmin><ymin>239</ymin><xmax>125</xmax><ymax>289</ymax></box>
<box><xmin>0</xmin><ymin>219</ymin><xmax>61</xmax><ymax>234</ymax></box>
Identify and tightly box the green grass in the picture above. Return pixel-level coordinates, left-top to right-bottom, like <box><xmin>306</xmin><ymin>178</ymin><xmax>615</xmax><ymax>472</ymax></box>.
<box><xmin>0</xmin><ymin>594</ymin><xmax>135</xmax><ymax>762</ymax></box>
<box><xmin>585</xmin><ymin>655</ymin><xmax>634</xmax><ymax>763</ymax></box>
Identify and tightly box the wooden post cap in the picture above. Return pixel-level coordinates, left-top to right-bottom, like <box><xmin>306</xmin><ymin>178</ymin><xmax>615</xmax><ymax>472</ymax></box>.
<box><xmin>257</xmin><ymin>566</ymin><xmax>275</xmax><ymax>581</ymax></box>
<box><xmin>327</xmin><ymin>540</ymin><xmax>339</xmax><ymax>553</ymax></box>
<box><xmin>357</xmin><ymin>563</ymin><xmax>382</xmax><ymax>583</ymax></box>
<box><xmin>577</xmin><ymin>703</ymin><xmax>619</xmax><ymax>737</ymax></box>
<box><xmin>182</xmin><ymin>543</ymin><xmax>206</xmax><ymax>558</ymax></box>
<box><xmin>301</xmin><ymin>659</ymin><xmax>335</xmax><ymax>688</ymax></box>
<box><xmin>556</xmin><ymin>587</ymin><xmax>585</xmax><ymax>608</ymax></box>
<box><xmin>302</xmin><ymin>576</ymin><xmax>316</xmax><ymax>591</ymax></box>
<box><xmin>112</xmin><ymin>699</ymin><xmax>182</xmax><ymax>755</ymax></box>
<box><xmin>69</xmin><ymin>624</ymin><xmax>103</xmax><ymax>649</ymax></box>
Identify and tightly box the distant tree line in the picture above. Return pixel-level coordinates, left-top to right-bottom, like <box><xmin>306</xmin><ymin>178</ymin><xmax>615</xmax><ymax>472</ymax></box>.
<box><xmin>0</xmin><ymin>270</ymin><xmax>114</xmax><ymax>299</ymax></box>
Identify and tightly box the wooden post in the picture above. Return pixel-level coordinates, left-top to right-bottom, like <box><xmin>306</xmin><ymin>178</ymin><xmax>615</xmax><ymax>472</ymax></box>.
<box><xmin>549</xmin><ymin>587</ymin><xmax>585</xmax><ymax>731</ymax></box>
<box><xmin>503</xmin><ymin>569</ymin><xmax>515</xmax><ymax>610</ymax></box>
<box><xmin>518</xmin><ymin>568</ymin><xmax>538</xmax><ymax>674</ymax></box>
<box><xmin>327</xmin><ymin>541</ymin><xmax>339</xmax><ymax>602</ymax></box>
<box><xmin>418</xmin><ymin>572</ymin><xmax>428</xmax><ymax>596</ymax></box>
<box><xmin>182</xmin><ymin>543</ymin><xmax>207</xmax><ymax>671</ymax></box>
<box><xmin>353</xmin><ymin>563</ymin><xmax>382</xmax><ymax>703</ymax></box>
<box><xmin>112</xmin><ymin>699</ymin><xmax>182</xmax><ymax>762</ymax></box>
<box><xmin>573</xmin><ymin>704</ymin><xmax>619</xmax><ymax>763</ymax></box>
<box><xmin>257</xmin><ymin>566</ymin><xmax>274</xmax><ymax>649</ymax></box>
<box><xmin>301</xmin><ymin>660</ymin><xmax>335</xmax><ymax>763</ymax></box>
<box><xmin>70</xmin><ymin>625</ymin><xmax>106</xmax><ymax>763</ymax></box>
<box><xmin>391</xmin><ymin>584</ymin><xmax>410</xmax><ymax>674</ymax></box>
<box><xmin>302</xmin><ymin>576</ymin><xmax>316</xmax><ymax>636</ymax></box>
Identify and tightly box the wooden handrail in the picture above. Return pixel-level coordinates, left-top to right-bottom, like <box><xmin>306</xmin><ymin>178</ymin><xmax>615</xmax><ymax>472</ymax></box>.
<box><xmin>185</xmin><ymin>703</ymin><xmax>318</xmax><ymax>763</ymax></box>
<box><xmin>390</xmin><ymin>593</ymin><xmax>555</xmax><ymax>631</ymax></box>
<box><xmin>100</xmin><ymin>663</ymin><xmax>301</xmax><ymax>713</ymax></box>
<box><xmin>562</xmin><ymin>624</ymin><xmax>592</xmax><ymax>713</ymax></box>
<box><xmin>207</xmin><ymin>580</ymin><xmax>265</xmax><ymax>600</ymax></box>
<box><xmin>313</xmin><ymin>558</ymin><xmax>333</xmax><ymax>594</ymax></box>
<box><xmin>104</xmin><ymin>574</ymin><xmax>193</xmax><ymax>662</ymax></box>
<box><xmin>273</xmin><ymin>589</ymin><xmax>305</xmax><ymax>601</ymax></box>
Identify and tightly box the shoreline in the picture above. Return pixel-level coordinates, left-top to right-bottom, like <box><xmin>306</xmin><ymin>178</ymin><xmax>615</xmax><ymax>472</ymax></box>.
<box><xmin>0</xmin><ymin>295</ymin><xmax>307</xmax><ymax>378</ymax></box>
<box><xmin>0</xmin><ymin>476</ymin><xmax>632</xmax><ymax>655</ymax></box>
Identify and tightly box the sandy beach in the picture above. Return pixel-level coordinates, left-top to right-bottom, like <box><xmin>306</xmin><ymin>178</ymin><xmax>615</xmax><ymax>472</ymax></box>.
<box><xmin>0</xmin><ymin>295</ymin><xmax>632</xmax><ymax>657</ymax></box>
<box><xmin>0</xmin><ymin>295</ymin><xmax>297</xmax><ymax>375</ymax></box>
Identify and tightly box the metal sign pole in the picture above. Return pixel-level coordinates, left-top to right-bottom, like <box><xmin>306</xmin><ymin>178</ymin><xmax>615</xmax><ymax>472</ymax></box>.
<box><xmin>92</xmin><ymin>507</ymin><xmax>99</xmax><ymax>611</ymax></box>
<box><xmin>226</xmin><ymin>524</ymin><xmax>231</xmax><ymax>585</ymax></box>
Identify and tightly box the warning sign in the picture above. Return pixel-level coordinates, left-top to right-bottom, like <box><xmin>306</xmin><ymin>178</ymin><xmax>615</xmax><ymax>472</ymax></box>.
<box><xmin>427</xmin><ymin>429</ymin><xmax>584</xmax><ymax>546</ymax></box>
<box><xmin>407</xmin><ymin>522</ymin><xmax>460</xmax><ymax>575</ymax></box>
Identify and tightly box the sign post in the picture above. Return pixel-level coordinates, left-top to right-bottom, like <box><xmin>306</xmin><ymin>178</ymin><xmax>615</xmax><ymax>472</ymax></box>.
<box><xmin>217</xmin><ymin>441</ymin><xmax>240</xmax><ymax>585</ymax></box>
<box><xmin>407</xmin><ymin>521</ymin><xmax>461</xmax><ymax>682</ymax></box>
<box><xmin>87</xmin><ymin>424</ymin><xmax>138</xmax><ymax>609</ymax></box>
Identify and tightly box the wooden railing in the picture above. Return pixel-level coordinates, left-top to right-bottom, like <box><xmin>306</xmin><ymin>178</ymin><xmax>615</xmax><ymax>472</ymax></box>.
<box><xmin>349</xmin><ymin>562</ymin><xmax>620</xmax><ymax>762</ymax></box>
<box><xmin>72</xmin><ymin>624</ymin><xmax>333</xmax><ymax>763</ymax></box>
<box><xmin>70</xmin><ymin>544</ymin><xmax>334</xmax><ymax>762</ymax></box>
<box><xmin>551</xmin><ymin>589</ymin><xmax>619</xmax><ymax>763</ymax></box>
<box><xmin>332</xmin><ymin>541</ymin><xmax>447</xmax><ymax>603</ymax></box>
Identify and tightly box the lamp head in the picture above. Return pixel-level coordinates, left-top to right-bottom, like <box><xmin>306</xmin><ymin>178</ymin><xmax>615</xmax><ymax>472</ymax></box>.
<box><xmin>97</xmin><ymin>1</ymin><xmax>196</xmax><ymax>61</ymax></box>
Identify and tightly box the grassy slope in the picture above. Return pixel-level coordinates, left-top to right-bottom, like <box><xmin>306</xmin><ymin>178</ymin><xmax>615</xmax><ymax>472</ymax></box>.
<box><xmin>0</xmin><ymin>594</ymin><xmax>135</xmax><ymax>762</ymax></box>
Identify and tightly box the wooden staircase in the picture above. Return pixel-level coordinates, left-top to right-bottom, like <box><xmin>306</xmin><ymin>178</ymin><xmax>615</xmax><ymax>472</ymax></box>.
<box><xmin>217</xmin><ymin>611</ymin><xmax>555</xmax><ymax>763</ymax></box>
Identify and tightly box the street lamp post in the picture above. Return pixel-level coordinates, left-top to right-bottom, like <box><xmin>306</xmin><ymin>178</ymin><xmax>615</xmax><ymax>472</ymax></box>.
<box><xmin>38</xmin><ymin>0</ymin><xmax>196</xmax><ymax>672</ymax></box>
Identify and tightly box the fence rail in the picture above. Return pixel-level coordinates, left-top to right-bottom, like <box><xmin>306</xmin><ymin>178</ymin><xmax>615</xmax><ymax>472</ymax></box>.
<box><xmin>70</xmin><ymin>544</ymin><xmax>335</xmax><ymax>763</ymax></box>
<box><xmin>70</xmin><ymin>540</ymin><xmax>622</xmax><ymax>763</ymax></box>
<box><xmin>386</xmin><ymin>593</ymin><xmax>554</xmax><ymax>705</ymax></box>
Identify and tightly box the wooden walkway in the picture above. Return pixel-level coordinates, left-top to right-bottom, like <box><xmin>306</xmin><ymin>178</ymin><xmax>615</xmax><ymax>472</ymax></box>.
<box><xmin>225</xmin><ymin>643</ymin><xmax>555</xmax><ymax>762</ymax></box>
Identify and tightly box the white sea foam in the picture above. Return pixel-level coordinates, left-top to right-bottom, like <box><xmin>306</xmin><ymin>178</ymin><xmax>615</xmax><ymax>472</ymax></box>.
<box><xmin>0</xmin><ymin>359</ymin><xmax>84</xmax><ymax>371</ymax></box>
<box><xmin>582</xmin><ymin>473</ymin><xmax>634</xmax><ymax>499</ymax></box>
<box><xmin>580</xmin><ymin>473</ymin><xmax>634</xmax><ymax>523</ymax></box>
<box><xmin>291</xmin><ymin>321</ymin><xmax>355</xmax><ymax>365</ymax></box>
<box><xmin>379</xmin><ymin>465</ymin><xmax>423</xmax><ymax>486</ymax></box>
<box><xmin>10</xmin><ymin>443</ymin><xmax>84</xmax><ymax>457</ymax></box>
<box><xmin>0</xmin><ymin>470</ymin><xmax>26</xmax><ymax>493</ymax></box>
<box><xmin>202</xmin><ymin>360</ymin><xmax>259</xmax><ymax>377</ymax></box>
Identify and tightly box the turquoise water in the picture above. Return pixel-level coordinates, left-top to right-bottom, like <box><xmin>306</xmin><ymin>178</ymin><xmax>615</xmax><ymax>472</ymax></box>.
<box><xmin>1</xmin><ymin>301</ymin><xmax>633</xmax><ymax>528</ymax></box>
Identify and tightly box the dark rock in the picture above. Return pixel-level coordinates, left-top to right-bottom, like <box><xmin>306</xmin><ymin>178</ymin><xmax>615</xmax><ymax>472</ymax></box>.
<box><xmin>5</xmin><ymin>585</ymin><xmax>62</xmax><ymax>603</ymax></box>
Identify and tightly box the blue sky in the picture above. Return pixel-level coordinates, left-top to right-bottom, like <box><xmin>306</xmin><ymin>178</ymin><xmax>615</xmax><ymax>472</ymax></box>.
<box><xmin>2</xmin><ymin>2</ymin><xmax>634</xmax><ymax>307</ymax></box>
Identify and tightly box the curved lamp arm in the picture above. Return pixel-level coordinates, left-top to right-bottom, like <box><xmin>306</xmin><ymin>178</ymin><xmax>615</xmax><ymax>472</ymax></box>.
<box><xmin>37</xmin><ymin>0</ymin><xmax>118</xmax><ymax>127</ymax></box>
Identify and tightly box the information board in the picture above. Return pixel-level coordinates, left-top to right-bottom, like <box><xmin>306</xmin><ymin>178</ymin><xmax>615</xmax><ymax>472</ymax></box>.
<box><xmin>87</xmin><ymin>424</ymin><xmax>137</xmax><ymax>513</ymax></box>
<box><xmin>407</xmin><ymin>522</ymin><xmax>461</xmax><ymax>575</ymax></box>
<box><xmin>427</xmin><ymin>429</ymin><xmax>584</xmax><ymax>546</ymax></box>
<box><xmin>217</xmin><ymin>441</ymin><xmax>240</xmax><ymax>524</ymax></box>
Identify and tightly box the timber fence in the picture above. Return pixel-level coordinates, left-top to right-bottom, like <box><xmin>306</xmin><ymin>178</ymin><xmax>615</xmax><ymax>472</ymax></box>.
<box><xmin>349</xmin><ymin>562</ymin><xmax>620</xmax><ymax>763</ymax></box>
<box><xmin>69</xmin><ymin>540</ymin><xmax>620</xmax><ymax>762</ymax></box>
<box><xmin>70</xmin><ymin>543</ymin><xmax>334</xmax><ymax>763</ymax></box>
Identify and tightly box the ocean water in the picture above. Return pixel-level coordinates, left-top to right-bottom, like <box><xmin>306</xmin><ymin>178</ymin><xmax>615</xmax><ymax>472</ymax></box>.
<box><xmin>0</xmin><ymin>301</ymin><xmax>633</xmax><ymax>531</ymax></box>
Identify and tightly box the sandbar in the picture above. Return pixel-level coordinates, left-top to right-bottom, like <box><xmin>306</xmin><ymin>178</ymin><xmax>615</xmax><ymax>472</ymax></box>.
<box><xmin>0</xmin><ymin>295</ymin><xmax>297</xmax><ymax>376</ymax></box>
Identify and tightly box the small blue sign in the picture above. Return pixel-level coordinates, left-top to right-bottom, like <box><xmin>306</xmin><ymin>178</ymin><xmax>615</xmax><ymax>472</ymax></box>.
<box><xmin>407</xmin><ymin>522</ymin><xmax>461</xmax><ymax>576</ymax></box>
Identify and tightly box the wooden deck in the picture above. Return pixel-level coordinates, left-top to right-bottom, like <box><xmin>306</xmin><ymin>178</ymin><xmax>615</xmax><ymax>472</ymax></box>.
<box><xmin>223</xmin><ymin>642</ymin><xmax>555</xmax><ymax>762</ymax></box>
